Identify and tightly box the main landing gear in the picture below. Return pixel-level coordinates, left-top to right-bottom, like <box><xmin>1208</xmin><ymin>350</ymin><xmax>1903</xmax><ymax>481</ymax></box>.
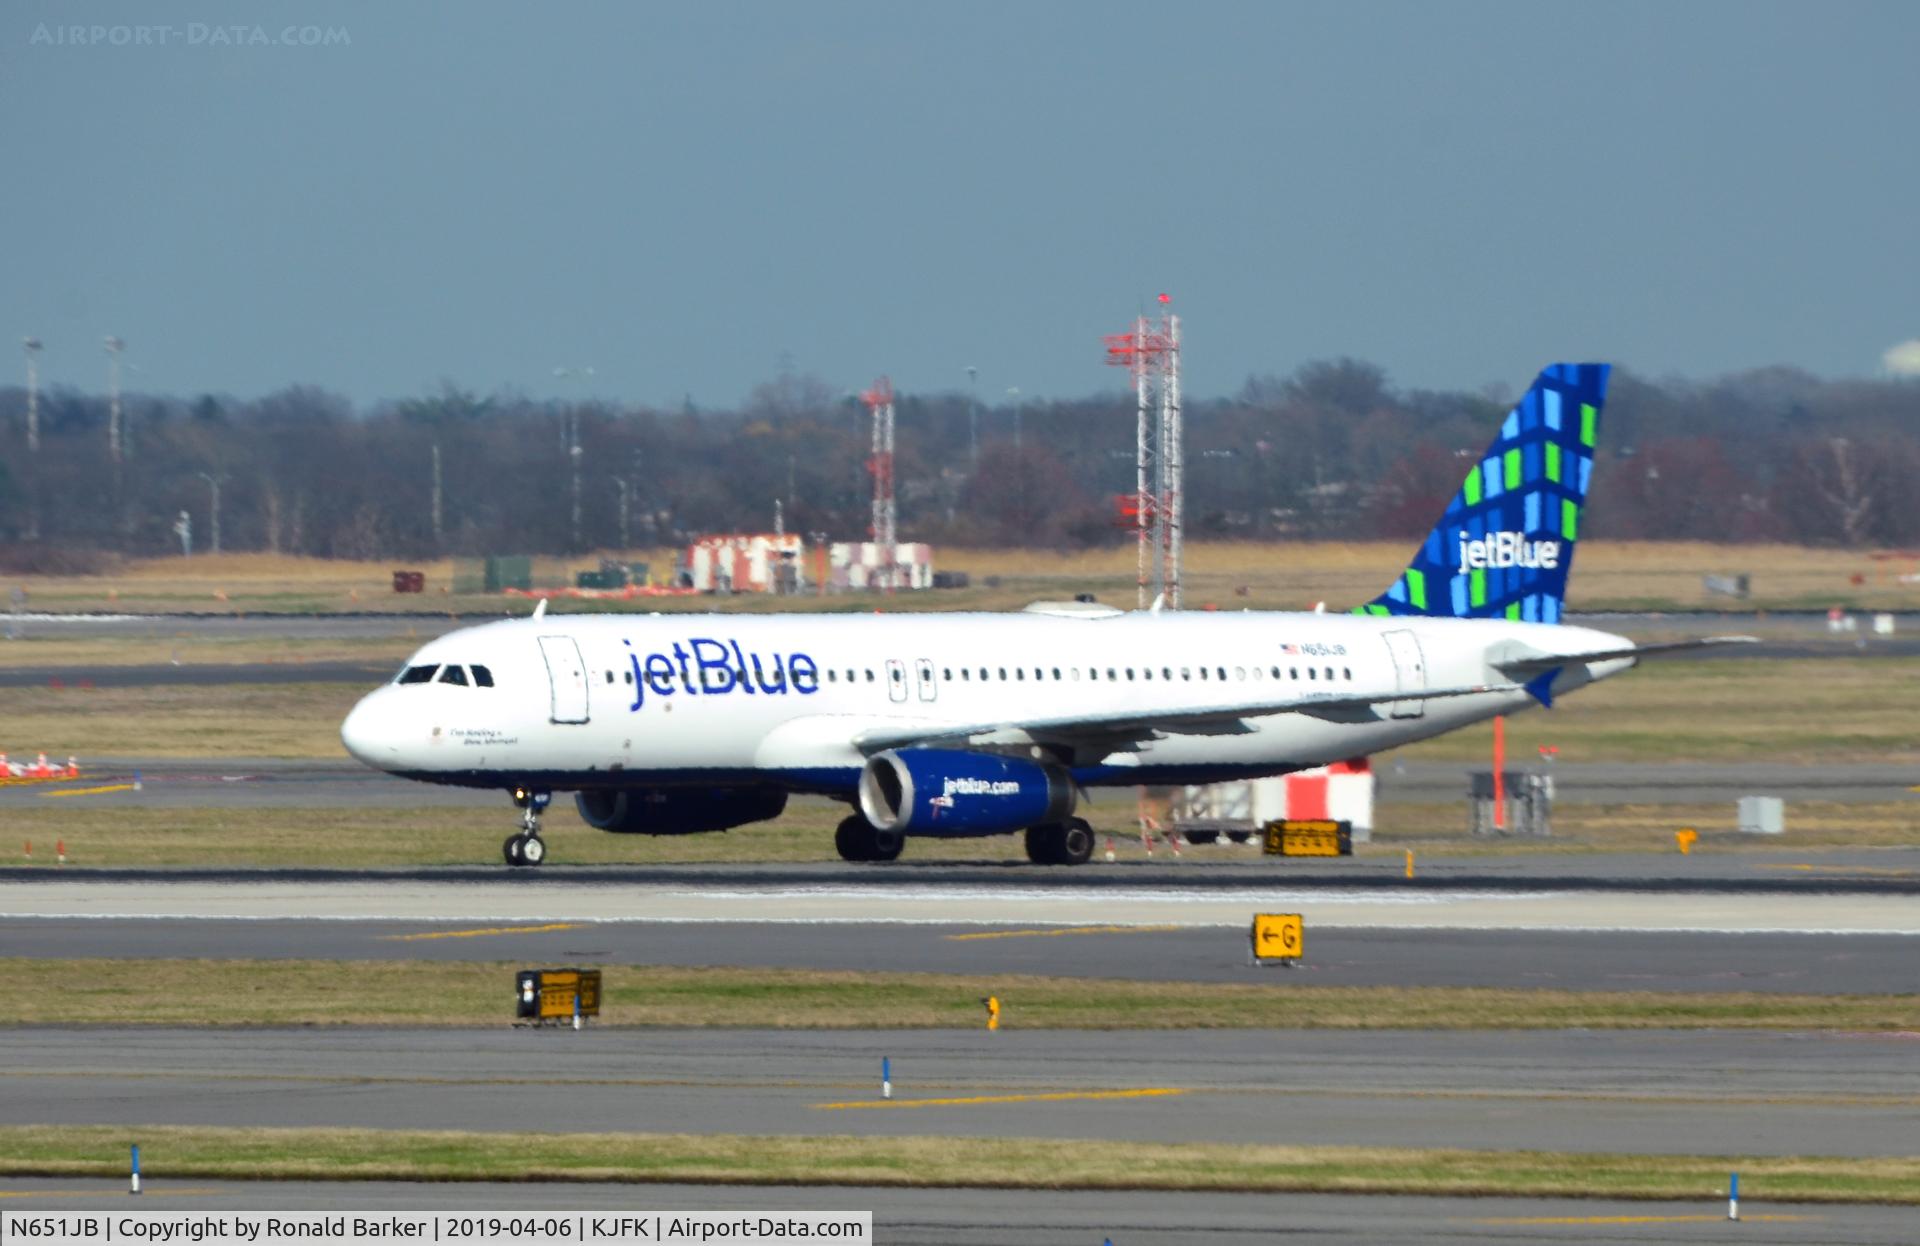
<box><xmin>835</xmin><ymin>814</ymin><xmax>904</xmax><ymax>863</ymax></box>
<box><xmin>504</xmin><ymin>787</ymin><xmax>552</xmax><ymax>868</ymax></box>
<box><xmin>1025</xmin><ymin>817</ymin><xmax>1096</xmax><ymax>866</ymax></box>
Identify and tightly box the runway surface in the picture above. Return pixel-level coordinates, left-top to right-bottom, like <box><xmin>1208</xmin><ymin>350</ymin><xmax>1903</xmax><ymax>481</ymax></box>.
<box><xmin>4</xmin><ymin>1028</ymin><xmax>1917</xmax><ymax>1159</ymax></box>
<box><xmin>4</xmin><ymin>917</ymin><xmax>1917</xmax><ymax>994</ymax></box>
<box><xmin>5</xmin><ymin>756</ymin><xmax>1913</xmax><ymax>808</ymax></box>
<box><xmin>0</xmin><ymin>1180</ymin><xmax>1893</xmax><ymax>1246</ymax></box>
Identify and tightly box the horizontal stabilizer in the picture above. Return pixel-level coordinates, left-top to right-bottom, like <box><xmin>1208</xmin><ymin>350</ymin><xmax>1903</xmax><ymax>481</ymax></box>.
<box><xmin>1494</xmin><ymin>635</ymin><xmax>1758</xmax><ymax>675</ymax></box>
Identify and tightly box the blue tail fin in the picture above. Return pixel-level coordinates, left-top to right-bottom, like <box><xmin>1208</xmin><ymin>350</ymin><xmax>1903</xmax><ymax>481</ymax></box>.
<box><xmin>1359</xmin><ymin>362</ymin><xmax>1610</xmax><ymax>624</ymax></box>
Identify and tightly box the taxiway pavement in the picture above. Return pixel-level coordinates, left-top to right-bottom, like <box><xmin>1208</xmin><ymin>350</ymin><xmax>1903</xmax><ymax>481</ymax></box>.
<box><xmin>5</xmin><ymin>1028</ymin><xmax>1918</xmax><ymax>1160</ymax></box>
<box><xmin>0</xmin><ymin>1179</ymin><xmax>1896</xmax><ymax>1245</ymax></box>
<box><xmin>2</xmin><ymin>917</ymin><xmax>1916</xmax><ymax>994</ymax></box>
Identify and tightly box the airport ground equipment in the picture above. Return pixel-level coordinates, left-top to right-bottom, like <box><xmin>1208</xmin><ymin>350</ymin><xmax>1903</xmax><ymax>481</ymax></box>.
<box><xmin>515</xmin><ymin>968</ymin><xmax>601</xmax><ymax>1026</ymax></box>
<box><xmin>1262</xmin><ymin>819</ymin><xmax>1353</xmax><ymax>857</ymax></box>
<box><xmin>1470</xmin><ymin>770</ymin><xmax>1553</xmax><ymax>837</ymax></box>
<box><xmin>1738</xmin><ymin>795</ymin><xmax>1785</xmax><ymax>834</ymax></box>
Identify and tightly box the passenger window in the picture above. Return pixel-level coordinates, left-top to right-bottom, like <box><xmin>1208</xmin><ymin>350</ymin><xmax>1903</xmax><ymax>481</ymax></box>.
<box><xmin>1309</xmin><ymin>668</ymin><xmax>1317</xmax><ymax>680</ymax></box>
<box><xmin>1089</xmin><ymin>669</ymin><xmax>1098</xmax><ymax>681</ymax></box>
<box><xmin>1052</xmin><ymin>667</ymin><xmax>1061</xmax><ymax>680</ymax></box>
<box><xmin>437</xmin><ymin>665</ymin><xmax>468</xmax><ymax>686</ymax></box>
<box><xmin>1071</xmin><ymin>668</ymin><xmax>1081</xmax><ymax>680</ymax></box>
<box><xmin>998</xmin><ymin>667</ymin><xmax>1007</xmax><ymax>680</ymax></box>
<box><xmin>866</xmin><ymin>670</ymin><xmax>876</xmax><ymax>682</ymax></box>
<box><xmin>1199</xmin><ymin>668</ymin><xmax>1208</xmax><ymax>680</ymax></box>
<box><xmin>1163</xmin><ymin>667</ymin><xmax>1172</xmax><ymax>680</ymax></box>
<box><xmin>1290</xmin><ymin>667</ymin><xmax>1299</xmax><ymax>680</ymax></box>
<box><xmin>471</xmin><ymin>665</ymin><xmax>495</xmax><ymax>688</ymax></box>
<box><xmin>891</xmin><ymin>668</ymin><xmax>903</xmax><ymax>682</ymax></box>
<box><xmin>1235</xmin><ymin>667</ymin><xmax>1245</xmax><ymax>680</ymax></box>
<box><xmin>397</xmin><ymin>664</ymin><xmax>439</xmax><ymax>685</ymax></box>
<box><xmin>604</xmin><ymin>671</ymin><xmax>615</xmax><ymax>684</ymax></box>
<box><xmin>1325</xmin><ymin>667</ymin><xmax>1334</xmax><ymax>681</ymax></box>
<box><xmin>1016</xmin><ymin>669</ymin><xmax>1025</xmax><ymax>681</ymax></box>
<box><xmin>1125</xmin><ymin>668</ymin><xmax>1135</xmax><ymax>680</ymax></box>
<box><xmin>1142</xmin><ymin>668</ymin><xmax>1152</xmax><ymax>681</ymax></box>
<box><xmin>1270</xmin><ymin>666</ymin><xmax>1280</xmax><ymax>679</ymax></box>
<box><xmin>828</xmin><ymin>670</ymin><xmax>838</xmax><ymax>682</ymax></box>
<box><xmin>1181</xmin><ymin>667</ymin><xmax>1190</xmax><ymax>680</ymax></box>
<box><xmin>1217</xmin><ymin>667</ymin><xmax>1227</xmax><ymax>681</ymax></box>
<box><xmin>1343</xmin><ymin>667</ymin><xmax>1352</xmax><ymax>680</ymax></box>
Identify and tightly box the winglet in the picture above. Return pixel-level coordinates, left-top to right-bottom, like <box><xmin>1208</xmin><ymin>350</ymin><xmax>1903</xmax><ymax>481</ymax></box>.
<box><xmin>1524</xmin><ymin>668</ymin><xmax>1561</xmax><ymax>708</ymax></box>
<box><xmin>532</xmin><ymin>597</ymin><xmax>548</xmax><ymax>620</ymax></box>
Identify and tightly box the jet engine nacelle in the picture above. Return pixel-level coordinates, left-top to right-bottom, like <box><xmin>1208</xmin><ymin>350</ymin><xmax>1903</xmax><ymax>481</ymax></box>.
<box><xmin>575</xmin><ymin>786</ymin><xmax>788</xmax><ymax>835</ymax></box>
<box><xmin>858</xmin><ymin>748</ymin><xmax>1075</xmax><ymax>837</ymax></box>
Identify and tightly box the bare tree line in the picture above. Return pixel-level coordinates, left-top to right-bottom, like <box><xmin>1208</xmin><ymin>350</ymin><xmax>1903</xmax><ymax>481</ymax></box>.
<box><xmin>1</xmin><ymin>359</ymin><xmax>1916</xmax><ymax>565</ymax></box>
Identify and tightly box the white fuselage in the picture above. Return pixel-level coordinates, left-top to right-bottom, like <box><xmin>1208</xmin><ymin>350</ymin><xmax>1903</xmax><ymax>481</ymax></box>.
<box><xmin>340</xmin><ymin>608</ymin><xmax>1634</xmax><ymax>800</ymax></box>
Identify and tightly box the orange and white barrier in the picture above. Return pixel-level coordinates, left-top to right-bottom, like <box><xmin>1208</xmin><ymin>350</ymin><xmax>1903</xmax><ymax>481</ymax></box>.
<box><xmin>1</xmin><ymin>752</ymin><xmax>81</xmax><ymax>783</ymax></box>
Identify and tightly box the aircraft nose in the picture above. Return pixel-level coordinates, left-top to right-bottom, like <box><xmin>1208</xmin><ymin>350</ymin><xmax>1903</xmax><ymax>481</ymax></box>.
<box><xmin>340</xmin><ymin>691</ymin><xmax>399</xmax><ymax>766</ymax></box>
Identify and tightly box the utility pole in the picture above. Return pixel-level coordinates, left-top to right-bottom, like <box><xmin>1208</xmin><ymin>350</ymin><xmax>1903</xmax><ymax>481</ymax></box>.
<box><xmin>22</xmin><ymin>338</ymin><xmax>41</xmax><ymax>453</ymax></box>
<box><xmin>22</xmin><ymin>338</ymin><xmax>41</xmax><ymax>541</ymax></box>
<box><xmin>553</xmin><ymin>366</ymin><xmax>594</xmax><ymax>552</ymax></box>
<box><xmin>965</xmin><ymin>365</ymin><xmax>979</xmax><ymax>469</ymax></box>
<box><xmin>430</xmin><ymin>443</ymin><xmax>444</xmax><ymax>550</ymax></box>
<box><xmin>104</xmin><ymin>336</ymin><xmax>125</xmax><ymax>461</ymax></box>
<box><xmin>198</xmin><ymin>472</ymin><xmax>224</xmax><ymax>555</ymax></box>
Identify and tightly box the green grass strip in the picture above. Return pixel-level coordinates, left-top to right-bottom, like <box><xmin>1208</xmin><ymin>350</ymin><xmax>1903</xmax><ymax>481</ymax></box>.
<box><xmin>6</xmin><ymin>959</ymin><xmax>1920</xmax><ymax>1031</ymax></box>
<box><xmin>0</xmin><ymin>1126</ymin><xmax>1914</xmax><ymax>1203</ymax></box>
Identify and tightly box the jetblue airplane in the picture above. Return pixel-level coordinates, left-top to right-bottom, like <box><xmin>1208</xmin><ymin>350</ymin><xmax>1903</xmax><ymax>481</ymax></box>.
<box><xmin>341</xmin><ymin>363</ymin><xmax>1744</xmax><ymax>866</ymax></box>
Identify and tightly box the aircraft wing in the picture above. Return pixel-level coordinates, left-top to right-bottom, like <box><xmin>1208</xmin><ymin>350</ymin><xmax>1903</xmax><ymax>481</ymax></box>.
<box><xmin>851</xmin><ymin>682</ymin><xmax>1522</xmax><ymax>755</ymax></box>
<box><xmin>1492</xmin><ymin>635</ymin><xmax>1758</xmax><ymax>674</ymax></box>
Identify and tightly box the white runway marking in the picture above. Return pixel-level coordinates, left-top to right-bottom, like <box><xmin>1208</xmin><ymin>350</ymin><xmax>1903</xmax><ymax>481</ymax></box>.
<box><xmin>4</xmin><ymin>880</ymin><xmax>1920</xmax><ymax>935</ymax></box>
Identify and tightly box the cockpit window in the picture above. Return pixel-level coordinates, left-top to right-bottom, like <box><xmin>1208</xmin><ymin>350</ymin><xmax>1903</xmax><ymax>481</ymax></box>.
<box><xmin>438</xmin><ymin>665</ymin><xmax>469</xmax><ymax>686</ymax></box>
<box><xmin>471</xmin><ymin>664</ymin><xmax>495</xmax><ymax>687</ymax></box>
<box><xmin>397</xmin><ymin>664</ymin><xmax>439</xmax><ymax>685</ymax></box>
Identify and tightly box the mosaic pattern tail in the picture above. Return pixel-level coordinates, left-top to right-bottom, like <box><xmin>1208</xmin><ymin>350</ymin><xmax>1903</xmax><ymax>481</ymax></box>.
<box><xmin>1359</xmin><ymin>362</ymin><xmax>1610</xmax><ymax>624</ymax></box>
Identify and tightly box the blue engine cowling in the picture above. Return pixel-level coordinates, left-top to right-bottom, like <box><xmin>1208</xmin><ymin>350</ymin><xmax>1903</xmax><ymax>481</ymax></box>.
<box><xmin>575</xmin><ymin>786</ymin><xmax>788</xmax><ymax>835</ymax></box>
<box><xmin>858</xmin><ymin>749</ymin><xmax>1075</xmax><ymax>837</ymax></box>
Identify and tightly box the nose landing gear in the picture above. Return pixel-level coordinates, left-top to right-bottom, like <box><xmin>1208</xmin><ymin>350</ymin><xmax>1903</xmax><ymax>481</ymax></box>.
<box><xmin>505</xmin><ymin>787</ymin><xmax>552</xmax><ymax>867</ymax></box>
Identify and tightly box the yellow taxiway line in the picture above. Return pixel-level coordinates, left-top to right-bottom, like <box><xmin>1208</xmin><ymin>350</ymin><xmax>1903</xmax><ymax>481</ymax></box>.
<box><xmin>815</xmin><ymin>1088</ymin><xmax>1185</xmax><ymax>1110</ymax></box>
<box><xmin>945</xmin><ymin>924</ymin><xmax>1183</xmax><ymax>942</ymax></box>
<box><xmin>38</xmin><ymin>784</ymin><xmax>138</xmax><ymax>799</ymax></box>
<box><xmin>382</xmin><ymin>922</ymin><xmax>585</xmax><ymax>942</ymax></box>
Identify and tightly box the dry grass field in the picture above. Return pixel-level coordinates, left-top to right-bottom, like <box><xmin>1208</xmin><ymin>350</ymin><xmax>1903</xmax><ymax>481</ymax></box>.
<box><xmin>8</xmin><ymin>958</ymin><xmax>1919</xmax><ymax>1031</ymax></box>
<box><xmin>4</xmin><ymin>1125</ymin><xmax>1913</xmax><ymax>1202</ymax></box>
<box><xmin>6</xmin><ymin>541</ymin><xmax>1919</xmax><ymax>614</ymax></box>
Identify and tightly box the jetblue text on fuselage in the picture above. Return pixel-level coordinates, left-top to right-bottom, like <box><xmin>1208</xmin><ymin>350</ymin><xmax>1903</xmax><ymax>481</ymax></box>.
<box><xmin>624</xmin><ymin>637</ymin><xmax>819</xmax><ymax>710</ymax></box>
<box><xmin>1457</xmin><ymin>531</ymin><xmax>1561</xmax><ymax>574</ymax></box>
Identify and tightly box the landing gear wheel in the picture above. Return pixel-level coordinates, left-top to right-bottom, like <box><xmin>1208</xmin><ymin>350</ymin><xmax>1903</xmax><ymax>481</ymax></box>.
<box><xmin>1025</xmin><ymin>818</ymin><xmax>1095</xmax><ymax>866</ymax></box>
<box><xmin>835</xmin><ymin>815</ymin><xmax>903</xmax><ymax>863</ymax></box>
<box><xmin>835</xmin><ymin>815</ymin><xmax>873</xmax><ymax>862</ymax></box>
<box><xmin>1059</xmin><ymin>817</ymin><xmax>1095</xmax><ymax>865</ymax></box>
<box><xmin>1024</xmin><ymin>825</ymin><xmax>1061</xmax><ymax>866</ymax></box>
<box><xmin>505</xmin><ymin>787</ymin><xmax>551</xmax><ymax>868</ymax></box>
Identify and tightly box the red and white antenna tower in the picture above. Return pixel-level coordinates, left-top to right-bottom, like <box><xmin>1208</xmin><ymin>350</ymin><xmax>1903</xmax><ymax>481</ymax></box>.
<box><xmin>862</xmin><ymin>376</ymin><xmax>897</xmax><ymax>591</ymax></box>
<box><xmin>1103</xmin><ymin>296</ymin><xmax>1182</xmax><ymax>608</ymax></box>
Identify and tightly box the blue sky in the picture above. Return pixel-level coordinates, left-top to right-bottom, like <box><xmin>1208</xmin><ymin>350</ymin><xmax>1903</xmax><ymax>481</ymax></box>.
<box><xmin>5</xmin><ymin>1</ymin><xmax>1917</xmax><ymax>405</ymax></box>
